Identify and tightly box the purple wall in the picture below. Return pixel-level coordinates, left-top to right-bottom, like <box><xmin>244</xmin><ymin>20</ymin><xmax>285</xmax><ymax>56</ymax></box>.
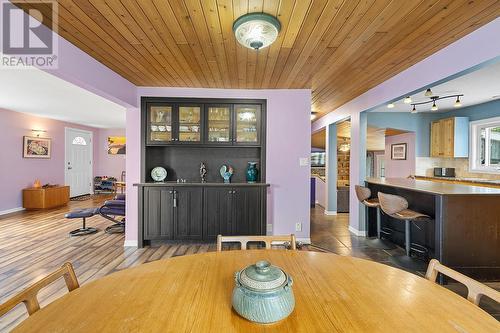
<box><xmin>0</xmin><ymin>108</ymin><xmax>99</xmax><ymax>212</ymax></box>
<box><xmin>384</xmin><ymin>133</ymin><xmax>416</xmax><ymax>178</ymax></box>
<box><xmin>95</xmin><ymin>128</ymin><xmax>126</xmax><ymax>180</ymax></box>
<box><xmin>125</xmin><ymin>88</ymin><xmax>311</xmax><ymax>245</ymax></box>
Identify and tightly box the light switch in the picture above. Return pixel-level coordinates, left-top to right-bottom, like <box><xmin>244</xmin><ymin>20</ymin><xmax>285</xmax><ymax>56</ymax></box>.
<box><xmin>299</xmin><ymin>157</ymin><xmax>309</xmax><ymax>167</ymax></box>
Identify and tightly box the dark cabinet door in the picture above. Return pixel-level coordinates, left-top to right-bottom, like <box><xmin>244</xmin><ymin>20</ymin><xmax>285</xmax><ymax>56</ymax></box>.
<box><xmin>146</xmin><ymin>104</ymin><xmax>174</xmax><ymax>145</ymax></box>
<box><xmin>174</xmin><ymin>187</ymin><xmax>203</xmax><ymax>240</ymax></box>
<box><xmin>232</xmin><ymin>187</ymin><xmax>262</xmax><ymax>235</ymax></box>
<box><xmin>143</xmin><ymin>187</ymin><xmax>174</xmax><ymax>240</ymax></box>
<box><xmin>203</xmin><ymin>187</ymin><xmax>233</xmax><ymax>239</ymax></box>
<box><xmin>176</xmin><ymin>104</ymin><xmax>203</xmax><ymax>144</ymax></box>
<box><xmin>233</xmin><ymin>104</ymin><xmax>261</xmax><ymax>146</ymax></box>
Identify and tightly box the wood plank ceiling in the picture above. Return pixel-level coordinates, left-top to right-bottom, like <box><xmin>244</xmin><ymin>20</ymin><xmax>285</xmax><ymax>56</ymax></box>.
<box><xmin>16</xmin><ymin>0</ymin><xmax>500</xmax><ymax>118</ymax></box>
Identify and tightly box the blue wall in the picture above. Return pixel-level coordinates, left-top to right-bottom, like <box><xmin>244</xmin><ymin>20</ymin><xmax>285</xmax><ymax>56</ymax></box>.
<box><xmin>367</xmin><ymin>99</ymin><xmax>500</xmax><ymax>157</ymax></box>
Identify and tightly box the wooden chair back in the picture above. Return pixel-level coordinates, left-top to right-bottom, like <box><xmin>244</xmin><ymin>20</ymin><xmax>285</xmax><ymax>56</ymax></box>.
<box><xmin>217</xmin><ymin>234</ymin><xmax>297</xmax><ymax>251</ymax></box>
<box><xmin>0</xmin><ymin>262</ymin><xmax>79</xmax><ymax>317</ymax></box>
<box><xmin>425</xmin><ymin>259</ymin><xmax>500</xmax><ymax>306</ymax></box>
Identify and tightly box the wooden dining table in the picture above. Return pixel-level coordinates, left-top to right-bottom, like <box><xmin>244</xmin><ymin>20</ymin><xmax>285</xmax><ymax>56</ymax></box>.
<box><xmin>13</xmin><ymin>250</ymin><xmax>500</xmax><ymax>332</ymax></box>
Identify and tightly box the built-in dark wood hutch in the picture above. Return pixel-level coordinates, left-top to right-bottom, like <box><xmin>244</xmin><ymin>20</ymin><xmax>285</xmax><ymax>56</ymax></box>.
<box><xmin>135</xmin><ymin>97</ymin><xmax>269</xmax><ymax>247</ymax></box>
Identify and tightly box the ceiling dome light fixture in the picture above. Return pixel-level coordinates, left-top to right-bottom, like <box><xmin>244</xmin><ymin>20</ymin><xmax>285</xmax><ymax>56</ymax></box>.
<box><xmin>454</xmin><ymin>96</ymin><xmax>462</xmax><ymax>107</ymax></box>
<box><xmin>403</xmin><ymin>96</ymin><xmax>412</xmax><ymax>104</ymax></box>
<box><xmin>424</xmin><ymin>88</ymin><xmax>433</xmax><ymax>97</ymax></box>
<box><xmin>233</xmin><ymin>13</ymin><xmax>281</xmax><ymax>50</ymax></box>
<box><xmin>387</xmin><ymin>103</ymin><xmax>395</xmax><ymax>109</ymax></box>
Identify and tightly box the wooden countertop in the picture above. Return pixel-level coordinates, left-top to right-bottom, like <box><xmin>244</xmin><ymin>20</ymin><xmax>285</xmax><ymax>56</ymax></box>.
<box><xmin>134</xmin><ymin>182</ymin><xmax>270</xmax><ymax>187</ymax></box>
<box><xmin>366</xmin><ymin>177</ymin><xmax>500</xmax><ymax>195</ymax></box>
<box><xmin>13</xmin><ymin>251</ymin><xmax>500</xmax><ymax>332</ymax></box>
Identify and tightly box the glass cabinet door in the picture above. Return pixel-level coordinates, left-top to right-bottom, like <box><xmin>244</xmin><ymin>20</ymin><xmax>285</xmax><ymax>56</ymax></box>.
<box><xmin>178</xmin><ymin>105</ymin><xmax>201</xmax><ymax>142</ymax></box>
<box><xmin>235</xmin><ymin>105</ymin><xmax>260</xmax><ymax>144</ymax></box>
<box><xmin>207</xmin><ymin>105</ymin><xmax>232</xmax><ymax>143</ymax></box>
<box><xmin>149</xmin><ymin>105</ymin><xmax>173</xmax><ymax>143</ymax></box>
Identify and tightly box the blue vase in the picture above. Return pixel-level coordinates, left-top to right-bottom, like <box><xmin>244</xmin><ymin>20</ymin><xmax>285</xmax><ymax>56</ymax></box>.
<box><xmin>246</xmin><ymin>162</ymin><xmax>258</xmax><ymax>183</ymax></box>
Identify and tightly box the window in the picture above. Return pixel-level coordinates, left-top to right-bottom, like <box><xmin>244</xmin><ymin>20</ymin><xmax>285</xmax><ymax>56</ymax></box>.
<box><xmin>72</xmin><ymin>136</ymin><xmax>87</xmax><ymax>145</ymax></box>
<box><xmin>470</xmin><ymin>116</ymin><xmax>500</xmax><ymax>173</ymax></box>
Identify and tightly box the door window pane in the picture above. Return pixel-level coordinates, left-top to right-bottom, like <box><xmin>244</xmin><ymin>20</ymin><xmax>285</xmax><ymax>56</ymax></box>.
<box><xmin>207</xmin><ymin>106</ymin><xmax>231</xmax><ymax>142</ymax></box>
<box><xmin>150</xmin><ymin>106</ymin><xmax>172</xmax><ymax>142</ymax></box>
<box><xmin>178</xmin><ymin>106</ymin><xmax>201</xmax><ymax>142</ymax></box>
<box><xmin>72</xmin><ymin>136</ymin><xmax>87</xmax><ymax>145</ymax></box>
<box><xmin>235</xmin><ymin>105</ymin><xmax>259</xmax><ymax>143</ymax></box>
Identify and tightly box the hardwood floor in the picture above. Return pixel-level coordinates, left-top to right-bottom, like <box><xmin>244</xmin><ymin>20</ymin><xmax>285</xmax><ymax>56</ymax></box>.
<box><xmin>0</xmin><ymin>198</ymin><xmax>497</xmax><ymax>330</ymax></box>
<box><xmin>0</xmin><ymin>196</ymin><xmax>316</xmax><ymax>331</ymax></box>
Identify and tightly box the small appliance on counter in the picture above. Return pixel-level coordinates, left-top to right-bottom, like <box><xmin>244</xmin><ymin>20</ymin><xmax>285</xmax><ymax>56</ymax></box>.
<box><xmin>433</xmin><ymin>167</ymin><xmax>455</xmax><ymax>178</ymax></box>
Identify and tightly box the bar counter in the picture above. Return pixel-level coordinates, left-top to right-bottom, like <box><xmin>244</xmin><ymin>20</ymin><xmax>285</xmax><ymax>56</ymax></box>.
<box><xmin>365</xmin><ymin>178</ymin><xmax>500</xmax><ymax>280</ymax></box>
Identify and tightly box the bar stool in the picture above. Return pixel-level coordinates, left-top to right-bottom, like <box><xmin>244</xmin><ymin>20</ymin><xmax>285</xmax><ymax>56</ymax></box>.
<box><xmin>378</xmin><ymin>192</ymin><xmax>430</xmax><ymax>271</ymax></box>
<box><xmin>355</xmin><ymin>186</ymin><xmax>396</xmax><ymax>250</ymax></box>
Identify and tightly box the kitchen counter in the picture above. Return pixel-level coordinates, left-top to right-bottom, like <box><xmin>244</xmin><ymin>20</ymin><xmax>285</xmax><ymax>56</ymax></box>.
<box><xmin>365</xmin><ymin>177</ymin><xmax>500</xmax><ymax>280</ymax></box>
<box><xmin>366</xmin><ymin>177</ymin><xmax>500</xmax><ymax>195</ymax></box>
<box><xmin>414</xmin><ymin>175</ymin><xmax>500</xmax><ymax>187</ymax></box>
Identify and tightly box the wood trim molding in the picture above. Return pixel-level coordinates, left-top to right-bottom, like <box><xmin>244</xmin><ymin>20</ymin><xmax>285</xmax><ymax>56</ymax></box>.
<box><xmin>0</xmin><ymin>207</ymin><xmax>25</xmax><ymax>216</ymax></box>
<box><xmin>348</xmin><ymin>226</ymin><xmax>367</xmax><ymax>237</ymax></box>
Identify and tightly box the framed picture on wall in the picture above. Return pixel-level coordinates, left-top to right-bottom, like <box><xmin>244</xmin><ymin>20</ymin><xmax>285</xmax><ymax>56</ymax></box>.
<box><xmin>23</xmin><ymin>136</ymin><xmax>51</xmax><ymax>158</ymax></box>
<box><xmin>108</xmin><ymin>136</ymin><xmax>126</xmax><ymax>155</ymax></box>
<box><xmin>391</xmin><ymin>143</ymin><xmax>407</xmax><ymax>160</ymax></box>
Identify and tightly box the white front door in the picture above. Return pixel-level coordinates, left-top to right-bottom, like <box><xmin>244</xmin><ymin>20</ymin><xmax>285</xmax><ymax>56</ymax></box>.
<box><xmin>65</xmin><ymin>128</ymin><xmax>93</xmax><ymax>197</ymax></box>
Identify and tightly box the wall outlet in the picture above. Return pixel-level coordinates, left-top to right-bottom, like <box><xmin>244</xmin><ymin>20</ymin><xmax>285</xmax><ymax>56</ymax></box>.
<box><xmin>295</xmin><ymin>222</ymin><xmax>302</xmax><ymax>232</ymax></box>
<box><xmin>267</xmin><ymin>224</ymin><xmax>273</xmax><ymax>233</ymax></box>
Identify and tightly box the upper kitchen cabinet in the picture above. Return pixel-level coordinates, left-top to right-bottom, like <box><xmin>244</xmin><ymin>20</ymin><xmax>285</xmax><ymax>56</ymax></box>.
<box><xmin>177</xmin><ymin>104</ymin><xmax>202</xmax><ymax>144</ymax></box>
<box><xmin>206</xmin><ymin>104</ymin><xmax>232</xmax><ymax>144</ymax></box>
<box><xmin>147</xmin><ymin>103</ymin><xmax>202</xmax><ymax>145</ymax></box>
<box><xmin>430</xmin><ymin>117</ymin><xmax>469</xmax><ymax>158</ymax></box>
<box><xmin>234</xmin><ymin>104</ymin><xmax>261</xmax><ymax>146</ymax></box>
<box><xmin>148</xmin><ymin>104</ymin><xmax>174</xmax><ymax>144</ymax></box>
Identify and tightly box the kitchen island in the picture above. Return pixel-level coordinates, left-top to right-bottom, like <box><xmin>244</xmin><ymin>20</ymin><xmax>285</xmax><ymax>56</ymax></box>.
<box><xmin>365</xmin><ymin>178</ymin><xmax>500</xmax><ymax>280</ymax></box>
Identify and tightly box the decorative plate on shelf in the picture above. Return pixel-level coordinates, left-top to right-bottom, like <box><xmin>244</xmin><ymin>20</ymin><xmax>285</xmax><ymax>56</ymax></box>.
<box><xmin>151</xmin><ymin>167</ymin><xmax>167</xmax><ymax>182</ymax></box>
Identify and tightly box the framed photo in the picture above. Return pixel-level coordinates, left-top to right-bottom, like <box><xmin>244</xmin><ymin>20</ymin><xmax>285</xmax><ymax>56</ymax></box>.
<box><xmin>391</xmin><ymin>143</ymin><xmax>407</xmax><ymax>160</ymax></box>
<box><xmin>23</xmin><ymin>136</ymin><xmax>51</xmax><ymax>158</ymax></box>
<box><xmin>108</xmin><ymin>136</ymin><xmax>126</xmax><ymax>155</ymax></box>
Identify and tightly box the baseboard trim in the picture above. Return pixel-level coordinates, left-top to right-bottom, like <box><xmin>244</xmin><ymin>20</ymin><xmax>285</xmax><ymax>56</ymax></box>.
<box><xmin>0</xmin><ymin>207</ymin><xmax>25</xmax><ymax>216</ymax></box>
<box><xmin>348</xmin><ymin>226</ymin><xmax>367</xmax><ymax>237</ymax></box>
<box><xmin>324</xmin><ymin>210</ymin><xmax>337</xmax><ymax>215</ymax></box>
<box><xmin>297</xmin><ymin>237</ymin><xmax>311</xmax><ymax>244</ymax></box>
<box><xmin>124</xmin><ymin>240</ymin><xmax>138</xmax><ymax>247</ymax></box>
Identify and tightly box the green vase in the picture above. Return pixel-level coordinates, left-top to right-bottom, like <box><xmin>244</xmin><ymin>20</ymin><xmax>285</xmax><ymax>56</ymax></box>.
<box><xmin>245</xmin><ymin>162</ymin><xmax>258</xmax><ymax>183</ymax></box>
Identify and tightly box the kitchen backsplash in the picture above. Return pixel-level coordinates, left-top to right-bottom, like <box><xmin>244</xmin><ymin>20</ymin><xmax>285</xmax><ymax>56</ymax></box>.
<box><xmin>416</xmin><ymin>157</ymin><xmax>500</xmax><ymax>180</ymax></box>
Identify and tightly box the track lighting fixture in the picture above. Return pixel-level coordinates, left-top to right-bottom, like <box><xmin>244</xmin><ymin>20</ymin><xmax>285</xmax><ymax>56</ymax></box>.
<box><xmin>387</xmin><ymin>103</ymin><xmax>395</xmax><ymax>109</ymax></box>
<box><xmin>409</xmin><ymin>94</ymin><xmax>463</xmax><ymax>113</ymax></box>
<box><xmin>431</xmin><ymin>101</ymin><xmax>438</xmax><ymax>111</ymax></box>
<box><xmin>403</xmin><ymin>96</ymin><xmax>412</xmax><ymax>104</ymax></box>
<box><xmin>424</xmin><ymin>88</ymin><xmax>433</xmax><ymax>97</ymax></box>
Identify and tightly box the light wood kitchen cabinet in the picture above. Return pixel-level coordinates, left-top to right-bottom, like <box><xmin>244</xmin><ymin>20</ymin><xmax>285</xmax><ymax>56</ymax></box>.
<box><xmin>430</xmin><ymin>117</ymin><xmax>469</xmax><ymax>158</ymax></box>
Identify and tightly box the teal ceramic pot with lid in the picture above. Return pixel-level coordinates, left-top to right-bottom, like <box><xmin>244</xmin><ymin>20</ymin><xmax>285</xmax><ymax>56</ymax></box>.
<box><xmin>232</xmin><ymin>260</ymin><xmax>295</xmax><ymax>323</ymax></box>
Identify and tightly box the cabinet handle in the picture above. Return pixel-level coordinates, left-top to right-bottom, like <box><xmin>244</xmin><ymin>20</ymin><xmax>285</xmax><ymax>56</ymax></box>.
<box><xmin>173</xmin><ymin>191</ymin><xmax>177</xmax><ymax>208</ymax></box>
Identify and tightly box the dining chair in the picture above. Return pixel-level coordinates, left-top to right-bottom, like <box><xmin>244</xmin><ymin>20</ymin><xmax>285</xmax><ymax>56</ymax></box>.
<box><xmin>217</xmin><ymin>234</ymin><xmax>296</xmax><ymax>251</ymax></box>
<box><xmin>0</xmin><ymin>262</ymin><xmax>80</xmax><ymax>317</ymax></box>
<box><xmin>425</xmin><ymin>259</ymin><xmax>500</xmax><ymax>306</ymax></box>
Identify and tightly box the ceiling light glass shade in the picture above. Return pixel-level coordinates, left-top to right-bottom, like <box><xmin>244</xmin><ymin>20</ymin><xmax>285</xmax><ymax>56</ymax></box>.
<box><xmin>425</xmin><ymin>88</ymin><xmax>433</xmax><ymax>97</ymax></box>
<box><xmin>454</xmin><ymin>97</ymin><xmax>462</xmax><ymax>107</ymax></box>
<box><xmin>403</xmin><ymin>96</ymin><xmax>412</xmax><ymax>104</ymax></box>
<box><xmin>431</xmin><ymin>102</ymin><xmax>438</xmax><ymax>111</ymax></box>
<box><xmin>411</xmin><ymin>105</ymin><xmax>417</xmax><ymax>114</ymax></box>
<box><xmin>233</xmin><ymin>13</ymin><xmax>281</xmax><ymax>50</ymax></box>
<box><xmin>310</xmin><ymin>113</ymin><xmax>317</xmax><ymax>120</ymax></box>
<box><xmin>387</xmin><ymin>103</ymin><xmax>395</xmax><ymax>109</ymax></box>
